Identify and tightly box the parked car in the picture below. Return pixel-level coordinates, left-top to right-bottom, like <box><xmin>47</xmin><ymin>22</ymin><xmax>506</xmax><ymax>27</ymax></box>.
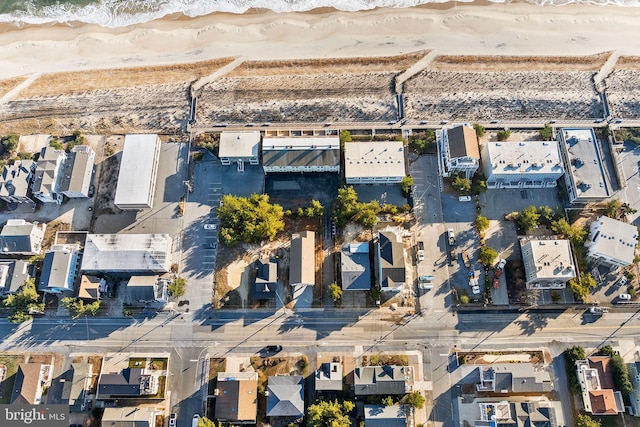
<box><xmin>447</xmin><ymin>228</ymin><xmax>456</xmax><ymax>246</ymax></box>
<box><xmin>618</xmin><ymin>277</ymin><xmax>628</xmax><ymax>288</ymax></box>
<box><xmin>203</xmin><ymin>224</ymin><xmax>217</xmax><ymax>230</ymax></box>
<box><xmin>589</xmin><ymin>306</ymin><xmax>608</xmax><ymax>316</ymax></box>
<box><xmin>417</xmin><ymin>241</ymin><xmax>425</xmax><ymax>261</ymax></box>
<box><xmin>203</xmin><ymin>243</ymin><xmax>217</xmax><ymax>249</ymax></box>
<box><xmin>619</xmin><ymin>293</ymin><xmax>632</xmax><ymax>301</ymax></box>
<box><xmin>497</xmin><ymin>259</ymin><xmax>507</xmax><ymax>270</ymax></box>
<box><xmin>192</xmin><ymin>415</ymin><xmax>200</xmax><ymax>427</ymax></box>
<box><xmin>261</xmin><ymin>345</ymin><xmax>283</xmax><ymax>356</ymax></box>
<box><xmin>169</xmin><ymin>414</ymin><xmax>177</xmax><ymax>427</ymax></box>
<box><xmin>458</xmin><ymin>195</ymin><xmax>472</xmax><ymax>202</ymax></box>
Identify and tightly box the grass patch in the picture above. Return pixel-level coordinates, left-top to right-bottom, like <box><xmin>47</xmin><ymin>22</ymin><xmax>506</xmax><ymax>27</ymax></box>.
<box><xmin>149</xmin><ymin>358</ymin><xmax>167</xmax><ymax>371</ymax></box>
<box><xmin>362</xmin><ymin>354</ymin><xmax>408</xmax><ymax>366</ymax></box>
<box><xmin>128</xmin><ymin>358</ymin><xmax>146</xmax><ymax>369</ymax></box>
<box><xmin>0</xmin><ymin>354</ymin><xmax>25</xmax><ymax>403</ymax></box>
<box><xmin>614</xmin><ymin>127</ymin><xmax>640</xmax><ymax>145</ymax></box>
<box><xmin>207</xmin><ymin>358</ymin><xmax>227</xmax><ymax>395</ymax></box>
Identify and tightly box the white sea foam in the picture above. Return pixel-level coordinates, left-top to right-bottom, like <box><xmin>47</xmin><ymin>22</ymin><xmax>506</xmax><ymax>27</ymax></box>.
<box><xmin>0</xmin><ymin>0</ymin><xmax>638</xmax><ymax>28</ymax></box>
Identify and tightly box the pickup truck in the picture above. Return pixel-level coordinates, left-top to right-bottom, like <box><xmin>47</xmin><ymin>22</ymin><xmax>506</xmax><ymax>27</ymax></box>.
<box><xmin>417</xmin><ymin>241</ymin><xmax>425</xmax><ymax>261</ymax></box>
<box><xmin>461</xmin><ymin>250</ymin><xmax>471</xmax><ymax>268</ymax></box>
<box><xmin>447</xmin><ymin>228</ymin><xmax>456</xmax><ymax>246</ymax></box>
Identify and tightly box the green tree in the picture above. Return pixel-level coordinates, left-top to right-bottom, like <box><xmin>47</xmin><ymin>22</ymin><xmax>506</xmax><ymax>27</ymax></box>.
<box><xmin>169</xmin><ymin>277</ymin><xmax>186</xmax><ymax>298</ymax></box>
<box><xmin>473</xmin><ymin>124</ymin><xmax>485</xmax><ymax>138</ymax></box>
<box><xmin>540</xmin><ymin>123</ymin><xmax>553</xmax><ymax>141</ymax></box>
<box><xmin>61</xmin><ymin>297</ymin><xmax>101</xmax><ymax>318</ymax></box>
<box><xmin>329</xmin><ymin>282</ymin><xmax>342</xmax><ymax>303</ymax></box>
<box><xmin>496</xmin><ymin>129</ymin><xmax>511</xmax><ymax>141</ymax></box>
<box><xmin>605</xmin><ymin>199</ymin><xmax>622</xmax><ymax>218</ymax></box>
<box><xmin>405</xmin><ymin>391</ymin><xmax>426</xmax><ymax>409</ymax></box>
<box><xmin>0</xmin><ymin>134</ymin><xmax>19</xmax><ymax>153</ymax></box>
<box><xmin>564</xmin><ymin>345</ymin><xmax>586</xmax><ymax>393</ymax></box>
<box><xmin>607</xmin><ymin>352</ymin><xmax>634</xmax><ymax>395</ymax></box>
<box><xmin>382</xmin><ymin>396</ymin><xmax>394</xmax><ymax>406</ymax></box>
<box><xmin>478</xmin><ymin>246</ymin><xmax>499</xmax><ymax>267</ymax></box>
<box><xmin>355</xmin><ymin>201</ymin><xmax>380</xmax><ymax>228</ymax></box>
<box><xmin>569</xmin><ymin>274</ymin><xmax>596</xmax><ymax>302</ymax></box>
<box><xmin>333</xmin><ymin>186</ymin><xmax>360</xmax><ymax>226</ymax></box>
<box><xmin>217</xmin><ymin>194</ymin><xmax>284</xmax><ymax>244</ymax></box>
<box><xmin>3</xmin><ymin>278</ymin><xmax>44</xmax><ymax>323</ymax></box>
<box><xmin>452</xmin><ymin>175</ymin><xmax>471</xmax><ymax>194</ymax></box>
<box><xmin>517</xmin><ymin>205</ymin><xmax>540</xmax><ymax>233</ymax></box>
<box><xmin>339</xmin><ymin>130</ymin><xmax>352</xmax><ymax>143</ymax></box>
<box><xmin>196</xmin><ymin>417</ymin><xmax>217</xmax><ymax>427</ymax></box>
<box><xmin>575</xmin><ymin>414</ymin><xmax>601</xmax><ymax>427</ymax></box>
<box><xmin>307</xmin><ymin>399</ymin><xmax>355</xmax><ymax>427</ymax></box>
<box><xmin>537</xmin><ymin>205</ymin><xmax>557</xmax><ymax>226</ymax></box>
<box><xmin>408</xmin><ymin>130</ymin><xmax>436</xmax><ymax>154</ymax></box>
<box><xmin>400</xmin><ymin>176</ymin><xmax>414</xmax><ymax>195</ymax></box>
<box><xmin>551</xmin><ymin>218</ymin><xmax>587</xmax><ymax>244</ymax></box>
<box><xmin>307</xmin><ymin>199</ymin><xmax>324</xmax><ymax>217</ymax></box>
<box><xmin>459</xmin><ymin>295</ymin><xmax>470</xmax><ymax>304</ymax></box>
<box><xmin>49</xmin><ymin>139</ymin><xmax>63</xmax><ymax>150</ymax></box>
<box><xmin>474</xmin><ymin>216</ymin><xmax>490</xmax><ymax>234</ymax></box>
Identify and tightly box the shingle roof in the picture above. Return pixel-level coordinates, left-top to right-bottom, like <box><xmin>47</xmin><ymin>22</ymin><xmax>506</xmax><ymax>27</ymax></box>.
<box><xmin>215</xmin><ymin>372</ymin><xmax>258</xmax><ymax>422</ymax></box>
<box><xmin>0</xmin><ymin>260</ymin><xmax>30</xmax><ymax>294</ymax></box>
<box><xmin>341</xmin><ymin>243</ymin><xmax>371</xmax><ymax>291</ymax></box>
<box><xmin>254</xmin><ymin>258</ymin><xmax>277</xmax><ymax>298</ymax></box>
<box><xmin>266</xmin><ymin>376</ymin><xmax>305</xmax><ymax>417</ymax></box>
<box><xmin>0</xmin><ymin>160</ymin><xmax>34</xmax><ymax>198</ymax></box>
<box><xmin>378</xmin><ymin>231</ymin><xmax>405</xmax><ymax>289</ymax></box>
<box><xmin>315</xmin><ymin>362</ymin><xmax>343</xmax><ymax>391</ymax></box>
<box><xmin>31</xmin><ymin>146</ymin><xmax>66</xmax><ymax>196</ymax></box>
<box><xmin>447</xmin><ymin>125</ymin><xmax>480</xmax><ymax>159</ymax></box>
<box><xmin>11</xmin><ymin>363</ymin><xmax>42</xmax><ymax>405</ymax></box>
<box><xmin>98</xmin><ymin>368</ymin><xmax>143</xmax><ymax>397</ymax></box>
<box><xmin>354</xmin><ymin>366</ymin><xmax>408</xmax><ymax>395</ymax></box>
<box><xmin>290</xmin><ymin>231</ymin><xmax>315</xmax><ymax>287</ymax></box>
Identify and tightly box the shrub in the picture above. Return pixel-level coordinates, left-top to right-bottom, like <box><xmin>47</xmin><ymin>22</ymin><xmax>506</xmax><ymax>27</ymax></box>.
<box><xmin>540</xmin><ymin>123</ymin><xmax>553</xmax><ymax>141</ymax></box>
<box><xmin>459</xmin><ymin>295</ymin><xmax>470</xmax><ymax>304</ymax></box>
<box><xmin>405</xmin><ymin>392</ymin><xmax>425</xmax><ymax>409</ymax></box>
<box><xmin>169</xmin><ymin>277</ymin><xmax>186</xmax><ymax>298</ymax></box>
<box><xmin>496</xmin><ymin>129</ymin><xmax>511</xmax><ymax>141</ymax></box>
<box><xmin>473</xmin><ymin>124</ymin><xmax>485</xmax><ymax>138</ymax></box>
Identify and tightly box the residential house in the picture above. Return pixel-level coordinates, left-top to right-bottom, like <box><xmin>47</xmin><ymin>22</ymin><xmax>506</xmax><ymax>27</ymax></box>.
<box><xmin>60</xmin><ymin>363</ymin><xmax>92</xmax><ymax>412</ymax></box>
<box><xmin>290</xmin><ymin>231</ymin><xmax>315</xmax><ymax>287</ymax></box>
<box><xmin>254</xmin><ymin>258</ymin><xmax>278</xmax><ymax>299</ymax></box>
<box><xmin>58</xmin><ymin>145</ymin><xmax>95</xmax><ymax>198</ymax></box>
<box><xmin>126</xmin><ymin>276</ymin><xmax>168</xmax><ymax>303</ymax></box>
<box><xmin>0</xmin><ymin>219</ymin><xmax>45</xmax><ymax>255</ymax></box>
<box><xmin>576</xmin><ymin>357</ymin><xmax>625</xmax><ymax>415</ymax></box>
<box><xmin>586</xmin><ymin>216</ymin><xmax>637</xmax><ymax>269</ymax></box>
<box><xmin>364</xmin><ymin>403</ymin><xmax>408</xmax><ymax>427</ymax></box>
<box><xmin>0</xmin><ymin>160</ymin><xmax>35</xmax><ymax>204</ymax></box>
<box><xmin>38</xmin><ymin>244</ymin><xmax>80</xmax><ymax>293</ymax></box>
<box><xmin>215</xmin><ymin>372</ymin><xmax>258</xmax><ymax>425</ymax></box>
<box><xmin>457</xmin><ymin>398</ymin><xmax>563</xmax><ymax>427</ymax></box>
<box><xmin>315</xmin><ymin>362</ymin><xmax>343</xmax><ymax>392</ymax></box>
<box><xmin>11</xmin><ymin>363</ymin><xmax>52</xmax><ymax>405</ymax></box>
<box><xmin>481</xmin><ymin>140</ymin><xmax>564</xmax><ymax>189</ymax></box>
<box><xmin>340</xmin><ymin>242</ymin><xmax>371</xmax><ymax>291</ymax></box>
<box><xmin>438</xmin><ymin>124</ymin><xmax>480</xmax><ymax>179</ymax></box>
<box><xmin>266</xmin><ymin>375</ymin><xmax>305</xmax><ymax>420</ymax></box>
<box><xmin>31</xmin><ymin>146</ymin><xmax>67</xmax><ymax>204</ymax></box>
<box><xmin>262</xmin><ymin>137</ymin><xmax>340</xmax><ymax>173</ymax></box>
<box><xmin>101</xmin><ymin>407</ymin><xmax>157</xmax><ymax>427</ymax></box>
<box><xmin>97</xmin><ymin>367</ymin><xmax>158</xmax><ymax>399</ymax></box>
<box><xmin>558</xmin><ymin>128</ymin><xmax>612</xmax><ymax>204</ymax></box>
<box><xmin>81</xmin><ymin>234</ymin><xmax>172</xmax><ymax>273</ymax></box>
<box><xmin>474</xmin><ymin>364</ymin><xmax>553</xmax><ymax>394</ymax></box>
<box><xmin>114</xmin><ymin>134</ymin><xmax>161</xmax><ymax>210</ymax></box>
<box><xmin>376</xmin><ymin>230</ymin><xmax>406</xmax><ymax>292</ymax></box>
<box><xmin>0</xmin><ymin>259</ymin><xmax>31</xmax><ymax>295</ymax></box>
<box><xmin>78</xmin><ymin>275</ymin><xmax>105</xmax><ymax>300</ymax></box>
<box><xmin>353</xmin><ymin>366</ymin><xmax>413</xmax><ymax>396</ymax></box>
<box><xmin>219</xmin><ymin>131</ymin><xmax>261</xmax><ymax>171</ymax></box>
<box><xmin>344</xmin><ymin>141</ymin><xmax>406</xmax><ymax>184</ymax></box>
<box><xmin>520</xmin><ymin>238</ymin><xmax>576</xmax><ymax>289</ymax></box>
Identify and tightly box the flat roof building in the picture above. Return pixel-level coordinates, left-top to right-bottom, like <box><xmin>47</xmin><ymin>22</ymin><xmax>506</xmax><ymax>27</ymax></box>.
<box><xmin>101</xmin><ymin>407</ymin><xmax>157</xmax><ymax>427</ymax></box>
<box><xmin>520</xmin><ymin>238</ymin><xmax>576</xmax><ymax>289</ymax></box>
<box><xmin>364</xmin><ymin>404</ymin><xmax>408</xmax><ymax>427</ymax></box>
<box><xmin>31</xmin><ymin>146</ymin><xmax>67</xmax><ymax>204</ymax></box>
<box><xmin>482</xmin><ymin>140</ymin><xmax>564</xmax><ymax>189</ymax></box>
<box><xmin>340</xmin><ymin>242</ymin><xmax>371</xmax><ymax>291</ymax></box>
<box><xmin>0</xmin><ymin>219</ymin><xmax>45</xmax><ymax>255</ymax></box>
<box><xmin>126</xmin><ymin>275</ymin><xmax>168</xmax><ymax>303</ymax></box>
<box><xmin>344</xmin><ymin>141</ymin><xmax>405</xmax><ymax>184</ymax></box>
<box><xmin>558</xmin><ymin>128</ymin><xmax>611</xmax><ymax>204</ymax></box>
<box><xmin>38</xmin><ymin>244</ymin><xmax>80</xmax><ymax>293</ymax></box>
<box><xmin>586</xmin><ymin>216</ymin><xmax>637</xmax><ymax>268</ymax></box>
<box><xmin>438</xmin><ymin>124</ymin><xmax>480</xmax><ymax>179</ymax></box>
<box><xmin>114</xmin><ymin>134</ymin><xmax>161</xmax><ymax>209</ymax></box>
<box><xmin>81</xmin><ymin>234</ymin><xmax>172</xmax><ymax>273</ymax></box>
<box><xmin>263</xmin><ymin>137</ymin><xmax>340</xmax><ymax>173</ymax></box>
<box><xmin>219</xmin><ymin>131</ymin><xmax>260</xmax><ymax>170</ymax></box>
<box><xmin>0</xmin><ymin>160</ymin><xmax>35</xmax><ymax>204</ymax></box>
<box><xmin>59</xmin><ymin>145</ymin><xmax>95</xmax><ymax>198</ymax></box>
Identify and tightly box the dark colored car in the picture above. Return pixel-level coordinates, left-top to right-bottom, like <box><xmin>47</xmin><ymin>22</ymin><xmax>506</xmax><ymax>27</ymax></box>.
<box><xmin>262</xmin><ymin>345</ymin><xmax>283</xmax><ymax>356</ymax></box>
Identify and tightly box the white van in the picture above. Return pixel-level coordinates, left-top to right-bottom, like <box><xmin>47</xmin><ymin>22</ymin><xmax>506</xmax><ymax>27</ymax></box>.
<box><xmin>192</xmin><ymin>415</ymin><xmax>200</xmax><ymax>427</ymax></box>
<box><xmin>458</xmin><ymin>195</ymin><xmax>472</xmax><ymax>202</ymax></box>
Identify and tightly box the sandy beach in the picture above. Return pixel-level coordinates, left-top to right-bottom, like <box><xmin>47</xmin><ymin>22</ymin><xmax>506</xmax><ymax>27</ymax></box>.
<box><xmin>2</xmin><ymin>3</ymin><xmax>640</xmax><ymax>79</ymax></box>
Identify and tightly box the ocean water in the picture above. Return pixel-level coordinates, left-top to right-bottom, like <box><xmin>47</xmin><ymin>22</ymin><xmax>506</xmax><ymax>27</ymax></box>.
<box><xmin>0</xmin><ymin>0</ymin><xmax>637</xmax><ymax>28</ymax></box>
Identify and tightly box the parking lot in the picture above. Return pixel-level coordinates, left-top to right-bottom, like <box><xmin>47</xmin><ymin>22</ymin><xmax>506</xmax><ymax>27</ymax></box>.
<box><xmin>479</xmin><ymin>188</ymin><xmax>562</xmax><ymax>220</ymax></box>
<box><xmin>615</xmin><ymin>140</ymin><xmax>640</xmax><ymax>226</ymax></box>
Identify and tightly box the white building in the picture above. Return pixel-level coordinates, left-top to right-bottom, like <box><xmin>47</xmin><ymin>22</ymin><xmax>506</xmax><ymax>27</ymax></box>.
<box><xmin>438</xmin><ymin>124</ymin><xmax>480</xmax><ymax>179</ymax></box>
<box><xmin>520</xmin><ymin>238</ymin><xmax>576</xmax><ymax>289</ymax></box>
<box><xmin>558</xmin><ymin>128</ymin><xmax>612</xmax><ymax>204</ymax></box>
<box><xmin>0</xmin><ymin>219</ymin><xmax>45</xmax><ymax>255</ymax></box>
<box><xmin>586</xmin><ymin>216</ymin><xmax>637</xmax><ymax>268</ymax></box>
<box><xmin>31</xmin><ymin>146</ymin><xmax>67</xmax><ymax>204</ymax></box>
<box><xmin>59</xmin><ymin>145</ymin><xmax>95</xmax><ymax>198</ymax></box>
<box><xmin>81</xmin><ymin>234</ymin><xmax>172</xmax><ymax>273</ymax></box>
<box><xmin>262</xmin><ymin>137</ymin><xmax>340</xmax><ymax>173</ymax></box>
<box><xmin>219</xmin><ymin>131</ymin><xmax>260</xmax><ymax>171</ymax></box>
<box><xmin>344</xmin><ymin>141</ymin><xmax>406</xmax><ymax>184</ymax></box>
<box><xmin>482</xmin><ymin>140</ymin><xmax>564</xmax><ymax>189</ymax></box>
<box><xmin>38</xmin><ymin>244</ymin><xmax>80</xmax><ymax>293</ymax></box>
<box><xmin>0</xmin><ymin>160</ymin><xmax>35</xmax><ymax>204</ymax></box>
<box><xmin>114</xmin><ymin>134</ymin><xmax>161</xmax><ymax>210</ymax></box>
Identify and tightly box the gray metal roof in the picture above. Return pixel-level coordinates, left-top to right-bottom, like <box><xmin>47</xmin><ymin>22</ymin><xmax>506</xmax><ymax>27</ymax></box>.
<box><xmin>38</xmin><ymin>247</ymin><xmax>78</xmax><ymax>292</ymax></box>
<box><xmin>262</xmin><ymin>138</ymin><xmax>340</xmax><ymax>171</ymax></box>
<box><xmin>354</xmin><ymin>366</ymin><xmax>408</xmax><ymax>395</ymax></box>
<box><xmin>560</xmin><ymin>128</ymin><xmax>611</xmax><ymax>201</ymax></box>
<box><xmin>114</xmin><ymin>134</ymin><xmax>160</xmax><ymax>209</ymax></box>
<box><xmin>266</xmin><ymin>375</ymin><xmax>304</xmax><ymax>417</ymax></box>
<box><xmin>340</xmin><ymin>243</ymin><xmax>371</xmax><ymax>291</ymax></box>
<box><xmin>0</xmin><ymin>219</ymin><xmax>43</xmax><ymax>254</ymax></box>
<box><xmin>58</xmin><ymin>145</ymin><xmax>95</xmax><ymax>195</ymax></box>
<box><xmin>315</xmin><ymin>362</ymin><xmax>343</xmax><ymax>391</ymax></box>
<box><xmin>289</xmin><ymin>231</ymin><xmax>315</xmax><ymax>287</ymax></box>
<box><xmin>61</xmin><ymin>363</ymin><xmax>91</xmax><ymax>411</ymax></box>
<box><xmin>31</xmin><ymin>146</ymin><xmax>66</xmax><ymax>196</ymax></box>
<box><xmin>254</xmin><ymin>258</ymin><xmax>277</xmax><ymax>298</ymax></box>
<box><xmin>0</xmin><ymin>260</ymin><xmax>30</xmax><ymax>294</ymax></box>
<box><xmin>0</xmin><ymin>160</ymin><xmax>34</xmax><ymax>199</ymax></box>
